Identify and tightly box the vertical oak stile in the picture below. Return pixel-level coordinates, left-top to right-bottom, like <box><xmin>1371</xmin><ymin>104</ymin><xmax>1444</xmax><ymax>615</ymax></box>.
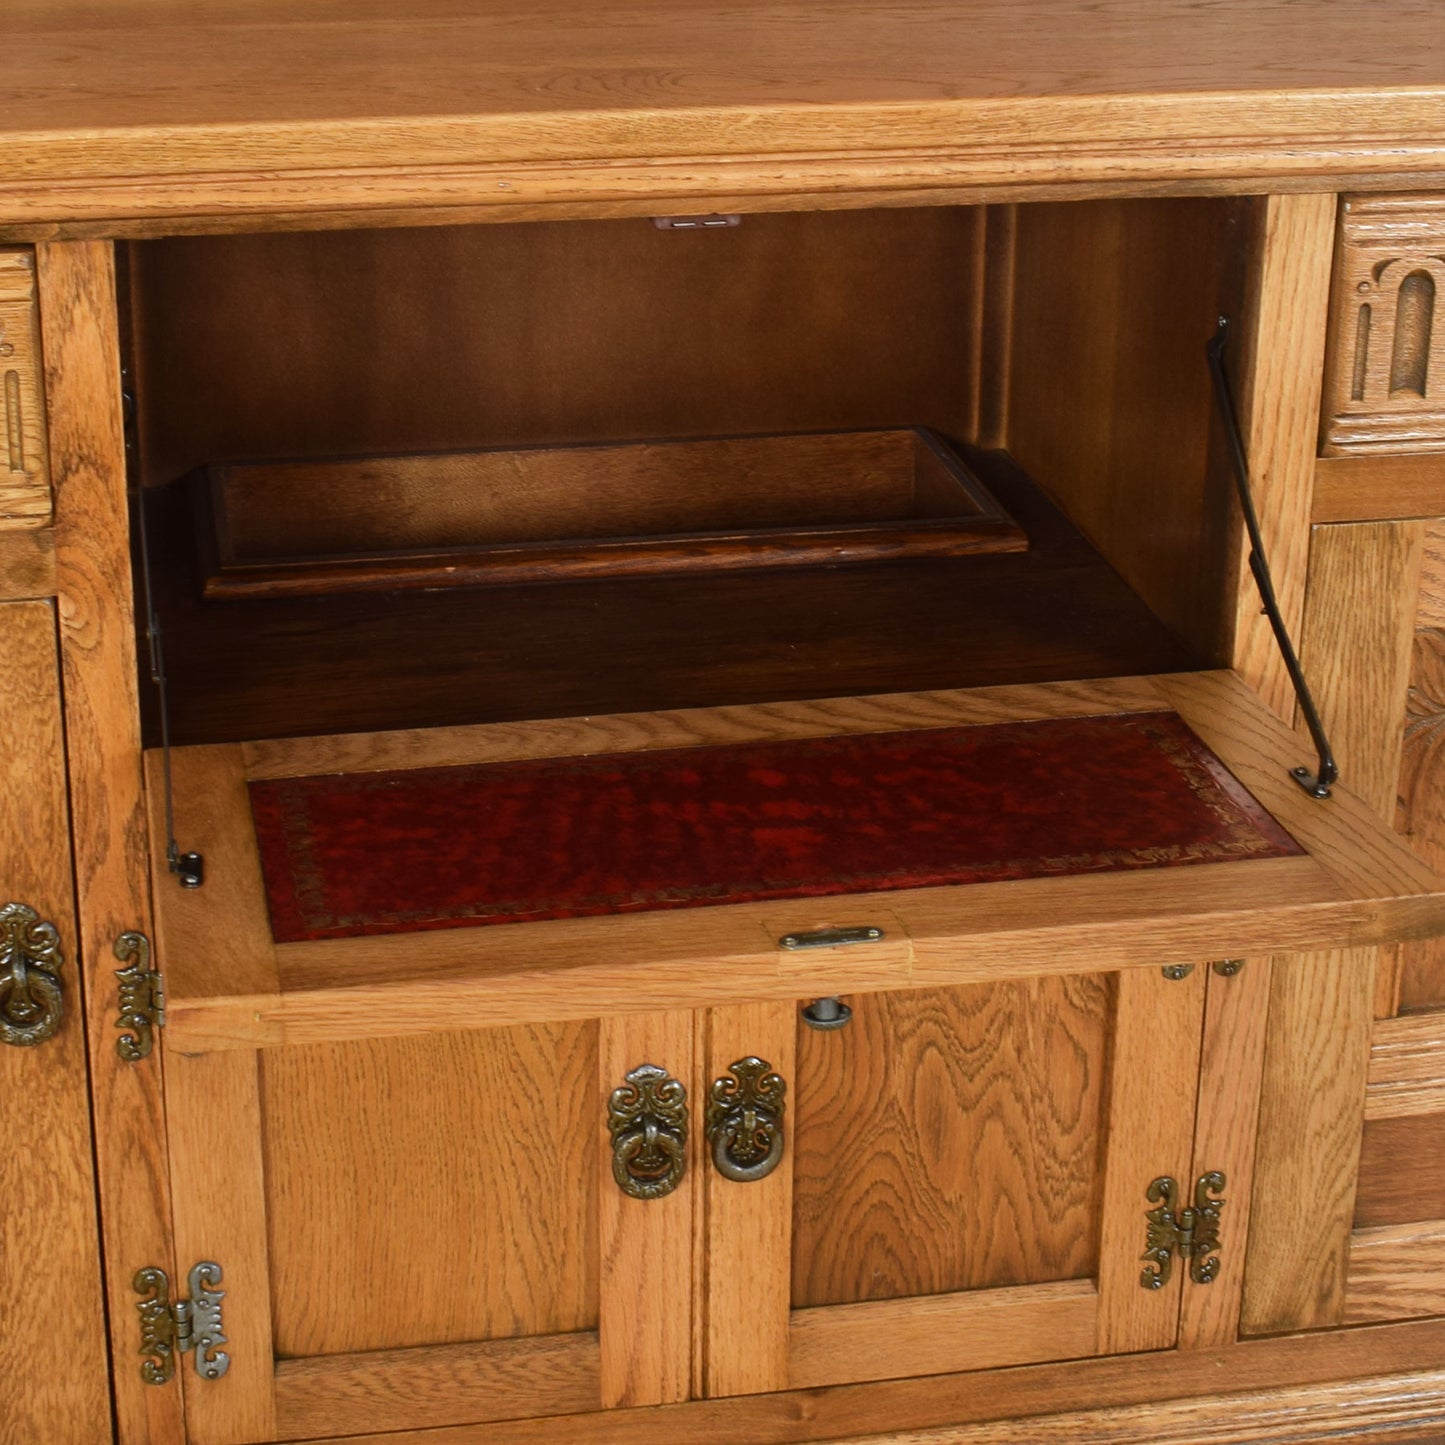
<box><xmin>598</xmin><ymin>1010</ymin><xmax>695</xmax><ymax>1408</ymax></box>
<box><xmin>39</xmin><ymin>239</ymin><xmax>186</xmax><ymax>1445</ymax></box>
<box><xmin>1242</xmin><ymin>949</ymin><xmax>1376</xmax><ymax>1334</ymax></box>
<box><xmin>0</xmin><ymin>601</ymin><xmax>112</xmax><ymax>1443</ymax></box>
<box><xmin>1096</xmin><ymin>964</ymin><xmax>1208</xmax><ymax>1355</ymax></box>
<box><xmin>1178</xmin><ymin>958</ymin><xmax>1274</xmax><ymax>1349</ymax></box>
<box><xmin>699</xmin><ymin>999</ymin><xmax>795</xmax><ymax>1398</ymax></box>
<box><xmin>1230</xmin><ymin>192</ymin><xmax>1337</xmax><ymax>719</ymax></box>
<box><xmin>163</xmin><ymin>1048</ymin><xmax>277</xmax><ymax>1444</ymax></box>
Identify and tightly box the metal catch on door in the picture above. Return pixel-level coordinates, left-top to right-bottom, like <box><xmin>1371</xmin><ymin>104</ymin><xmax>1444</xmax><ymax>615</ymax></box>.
<box><xmin>0</xmin><ymin>901</ymin><xmax>64</xmax><ymax>1047</ymax></box>
<box><xmin>608</xmin><ymin>1063</ymin><xmax>689</xmax><ymax>1200</ymax></box>
<box><xmin>1140</xmin><ymin>1172</ymin><xmax>1227</xmax><ymax>1289</ymax></box>
<box><xmin>706</xmin><ymin>1057</ymin><xmax>786</xmax><ymax>1183</ymax></box>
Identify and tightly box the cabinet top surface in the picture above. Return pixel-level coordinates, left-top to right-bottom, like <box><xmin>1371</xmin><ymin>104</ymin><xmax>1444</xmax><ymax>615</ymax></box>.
<box><xmin>5</xmin><ymin>0</ymin><xmax>1445</xmax><ymax>228</ymax></box>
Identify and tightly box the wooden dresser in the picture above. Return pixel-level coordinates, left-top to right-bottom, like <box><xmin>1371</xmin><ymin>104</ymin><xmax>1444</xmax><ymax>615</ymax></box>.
<box><xmin>6</xmin><ymin>5</ymin><xmax>1445</xmax><ymax>1443</ymax></box>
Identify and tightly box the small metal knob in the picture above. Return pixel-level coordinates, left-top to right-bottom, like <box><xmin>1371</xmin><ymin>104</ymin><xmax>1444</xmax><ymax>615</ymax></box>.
<box><xmin>801</xmin><ymin>997</ymin><xmax>853</xmax><ymax>1031</ymax></box>
<box><xmin>707</xmin><ymin>1057</ymin><xmax>786</xmax><ymax>1183</ymax></box>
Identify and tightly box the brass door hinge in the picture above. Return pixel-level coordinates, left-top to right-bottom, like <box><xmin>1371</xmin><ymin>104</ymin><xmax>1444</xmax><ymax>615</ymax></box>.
<box><xmin>1140</xmin><ymin>1171</ymin><xmax>1227</xmax><ymax>1290</ymax></box>
<box><xmin>114</xmin><ymin>931</ymin><xmax>164</xmax><ymax>1062</ymax></box>
<box><xmin>135</xmin><ymin>1262</ymin><xmax>230</xmax><ymax>1384</ymax></box>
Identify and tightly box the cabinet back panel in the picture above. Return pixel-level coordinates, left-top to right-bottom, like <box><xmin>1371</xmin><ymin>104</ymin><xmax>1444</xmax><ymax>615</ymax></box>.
<box><xmin>127</xmin><ymin>208</ymin><xmax>983</xmax><ymax>490</ymax></box>
<box><xmin>790</xmin><ymin>974</ymin><xmax>1109</xmax><ymax>1308</ymax></box>
<box><xmin>1398</xmin><ymin>522</ymin><xmax>1445</xmax><ymax>1011</ymax></box>
<box><xmin>259</xmin><ymin>1021</ymin><xmax>598</xmax><ymax>1358</ymax></box>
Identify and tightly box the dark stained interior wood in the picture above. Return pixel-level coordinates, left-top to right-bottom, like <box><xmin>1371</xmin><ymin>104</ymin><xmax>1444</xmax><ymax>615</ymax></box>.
<box><xmin>790</xmin><ymin>975</ymin><xmax>1109</xmax><ymax>1308</ymax></box>
<box><xmin>126</xmin><ymin>208</ymin><xmax>985</xmax><ymax>489</ymax></box>
<box><xmin>261</xmin><ymin>1021</ymin><xmax>599</xmax><ymax>1358</ymax></box>
<box><xmin>1354</xmin><ymin>1112</ymin><xmax>1445</xmax><ymax>1230</ymax></box>
<box><xmin>1004</xmin><ymin>195</ymin><xmax>1252</xmax><ymax>666</ymax></box>
<box><xmin>140</xmin><ymin>447</ymin><xmax>1201</xmax><ymax>746</ymax></box>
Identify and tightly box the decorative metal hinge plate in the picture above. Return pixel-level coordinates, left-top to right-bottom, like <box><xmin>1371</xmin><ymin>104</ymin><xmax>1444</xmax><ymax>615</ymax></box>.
<box><xmin>1140</xmin><ymin>1171</ymin><xmax>1227</xmax><ymax>1290</ymax></box>
<box><xmin>0</xmin><ymin>900</ymin><xmax>64</xmax><ymax>1047</ymax></box>
<box><xmin>135</xmin><ymin>1261</ymin><xmax>230</xmax><ymax>1384</ymax></box>
<box><xmin>114</xmin><ymin>931</ymin><xmax>164</xmax><ymax>1062</ymax></box>
<box><xmin>707</xmin><ymin>1056</ymin><xmax>787</xmax><ymax>1182</ymax></box>
<box><xmin>608</xmin><ymin>1063</ymin><xmax>689</xmax><ymax>1200</ymax></box>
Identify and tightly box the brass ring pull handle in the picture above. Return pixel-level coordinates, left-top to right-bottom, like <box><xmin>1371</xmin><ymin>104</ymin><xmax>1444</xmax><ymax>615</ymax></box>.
<box><xmin>707</xmin><ymin>1057</ymin><xmax>786</xmax><ymax>1183</ymax></box>
<box><xmin>608</xmin><ymin>1063</ymin><xmax>689</xmax><ymax>1200</ymax></box>
<box><xmin>0</xmin><ymin>902</ymin><xmax>64</xmax><ymax>1047</ymax></box>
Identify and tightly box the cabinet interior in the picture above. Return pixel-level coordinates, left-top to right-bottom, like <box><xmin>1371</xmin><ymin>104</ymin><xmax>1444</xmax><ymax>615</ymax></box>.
<box><xmin>123</xmin><ymin>194</ymin><xmax>1251</xmax><ymax>747</ymax></box>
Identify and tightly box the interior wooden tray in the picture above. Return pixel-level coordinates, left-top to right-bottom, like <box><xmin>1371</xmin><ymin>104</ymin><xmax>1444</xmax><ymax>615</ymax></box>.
<box><xmin>191</xmin><ymin>427</ymin><xmax>1027</xmax><ymax>598</ymax></box>
<box><xmin>145</xmin><ymin>671</ymin><xmax>1445</xmax><ymax>1053</ymax></box>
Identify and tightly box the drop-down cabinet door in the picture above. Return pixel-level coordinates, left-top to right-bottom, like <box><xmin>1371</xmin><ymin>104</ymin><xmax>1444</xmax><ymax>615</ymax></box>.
<box><xmin>151</xmin><ymin>1008</ymin><xmax>699</xmax><ymax>1444</ymax></box>
<box><xmin>695</xmin><ymin>965</ymin><xmax>1216</xmax><ymax>1398</ymax></box>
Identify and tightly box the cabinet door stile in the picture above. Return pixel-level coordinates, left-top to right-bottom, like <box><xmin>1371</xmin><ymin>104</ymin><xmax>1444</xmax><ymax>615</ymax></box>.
<box><xmin>1097</xmin><ymin>963</ymin><xmax>1208</xmax><ymax>1354</ymax></box>
<box><xmin>1178</xmin><ymin>957</ymin><xmax>1273</xmax><ymax>1349</ymax></box>
<box><xmin>699</xmin><ymin>1000</ymin><xmax>795</xmax><ymax>1398</ymax></box>
<box><xmin>164</xmin><ymin>1047</ymin><xmax>278</xmax><ymax>1445</ymax></box>
<box><xmin>598</xmin><ymin>1009</ymin><xmax>696</xmax><ymax>1407</ymax></box>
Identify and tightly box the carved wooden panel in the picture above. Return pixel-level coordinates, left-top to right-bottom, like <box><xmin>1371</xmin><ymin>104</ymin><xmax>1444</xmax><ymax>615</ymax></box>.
<box><xmin>0</xmin><ymin>250</ymin><xmax>50</xmax><ymax>527</ymax></box>
<box><xmin>1397</xmin><ymin>521</ymin><xmax>1445</xmax><ymax>1010</ymax></box>
<box><xmin>1323</xmin><ymin>196</ymin><xmax>1445</xmax><ymax>457</ymax></box>
<box><xmin>790</xmin><ymin>975</ymin><xmax>1109</xmax><ymax>1308</ymax></box>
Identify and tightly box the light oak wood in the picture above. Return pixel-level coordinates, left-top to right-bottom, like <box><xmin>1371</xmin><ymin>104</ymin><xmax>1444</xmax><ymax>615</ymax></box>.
<box><xmin>0</xmin><ymin>248</ymin><xmax>50</xmax><ymax>524</ymax></box>
<box><xmin>1241</xmin><ymin>949</ymin><xmax>1376</xmax><ymax>1335</ymax></box>
<box><xmin>788</xmin><ymin>1281</ymin><xmax>1098</xmax><ymax>1391</ymax></box>
<box><xmin>1322</xmin><ymin>195</ymin><xmax>1445</xmax><ymax>456</ymax></box>
<box><xmin>1345</xmin><ymin>1220</ymin><xmax>1445</xmax><ymax>1325</ymax></box>
<box><xmin>1367</xmin><ymin>1010</ymin><xmax>1445</xmax><ymax>1119</ymax></box>
<box><xmin>8</xmin><ymin>5</ymin><xmax>1445</xmax><ymax>230</ymax></box>
<box><xmin>598</xmin><ymin>1010</ymin><xmax>695</xmax><ymax>1408</ymax></box>
<box><xmin>273</xmin><ymin>1333</ymin><xmax>601</xmax><ymax>1441</ymax></box>
<box><xmin>1399</xmin><ymin>532</ymin><xmax>1445</xmax><ymax>1010</ymax></box>
<box><xmin>1300</xmin><ymin>520</ymin><xmax>1425</xmax><ymax>818</ymax></box>
<box><xmin>1179</xmin><ymin>956</ymin><xmax>1273</xmax><ymax>1350</ymax></box>
<box><xmin>0</xmin><ymin>601</ymin><xmax>111</xmax><ymax>1445</ymax></box>
<box><xmin>163</xmin><ymin>1048</ymin><xmax>277</xmax><ymax>1445</ymax></box>
<box><xmin>0</xmin><ymin>522</ymin><xmax>54</xmax><ymax>598</ymax></box>
<box><xmin>1313</xmin><ymin>454</ymin><xmax>1445</xmax><ymax>523</ymax></box>
<box><xmin>1230</xmin><ymin>191</ymin><xmax>1337</xmax><ymax>718</ymax></box>
<box><xmin>700</xmin><ymin>1000</ymin><xmax>795</xmax><ymax>1398</ymax></box>
<box><xmin>1096</xmin><ymin>963</ymin><xmax>1207</xmax><ymax>1354</ymax></box>
<box><xmin>41</xmin><ymin>239</ymin><xmax>185</xmax><ymax>1445</ymax></box>
<box><xmin>261</xmin><ymin>1025</ymin><xmax>597</xmax><ymax>1358</ymax></box>
<box><xmin>790</xmin><ymin>978</ymin><xmax>1108</xmax><ymax>1308</ymax></box>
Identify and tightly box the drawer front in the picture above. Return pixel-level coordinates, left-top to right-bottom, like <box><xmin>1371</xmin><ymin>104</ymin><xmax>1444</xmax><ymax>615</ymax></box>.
<box><xmin>0</xmin><ymin>249</ymin><xmax>50</xmax><ymax>528</ymax></box>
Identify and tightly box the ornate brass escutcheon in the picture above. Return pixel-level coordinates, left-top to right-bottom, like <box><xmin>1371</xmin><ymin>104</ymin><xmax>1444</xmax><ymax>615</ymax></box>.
<box><xmin>135</xmin><ymin>1261</ymin><xmax>230</xmax><ymax>1384</ymax></box>
<box><xmin>0</xmin><ymin>901</ymin><xmax>64</xmax><ymax>1047</ymax></box>
<box><xmin>1140</xmin><ymin>1170</ymin><xmax>1227</xmax><ymax>1290</ymax></box>
<box><xmin>114</xmin><ymin>930</ymin><xmax>164</xmax><ymax>1062</ymax></box>
<box><xmin>706</xmin><ymin>1056</ymin><xmax>786</xmax><ymax>1183</ymax></box>
<box><xmin>608</xmin><ymin>1063</ymin><xmax>689</xmax><ymax>1200</ymax></box>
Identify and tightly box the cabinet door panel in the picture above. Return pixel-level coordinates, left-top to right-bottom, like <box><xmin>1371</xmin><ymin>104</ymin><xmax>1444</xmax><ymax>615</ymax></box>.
<box><xmin>702</xmin><ymin>965</ymin><xmax>1206</xmax><ymax>1397</ymax></box>
<box><xmin>163</xmin><ymin>1010</ymin><xmax>691</xmax><ymax>1443</ymax></box>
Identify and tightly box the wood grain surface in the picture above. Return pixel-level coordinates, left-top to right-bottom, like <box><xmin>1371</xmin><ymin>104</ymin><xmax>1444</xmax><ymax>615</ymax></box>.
<box><xmin>6</xmin><ymin>4</ymin><xmax>1445</xmax><ymax>227</ymax></box>
<box><xmin>790</xmin><ymin>977</ymin><xmax>1108</xmax><ymax>1307</ymax></box>
<box><xmin>1313</xmin><ymin>454</ymin><xmax>1445</xmax><ymax>523</ymax></box>
<box><xmin>1366</xmin><ymin>1010</ymin><xmax>1445</xmax><ymax>1119</ymax></box>
<box><xmin>41</xmin><ymin>239</ymin><xmax>186</xmax><ymax>1445</ymax></box>
<box><xmin>1399</xmin><ymin>525</ymin><xmax>1445</xmax><ymax>1010</ymax></box>
<box><xmin>262</xmin><ymin>1023</ymin><xmax>598</xmax><ymax>1357</ymax></box>
<box><xmin>598</xmin><ymin>1010</ymin><xmax>695</xmax><ymax>1408</ymax></box>
<box><xmin>1242</xmin><ymin>949</ymin><xmax>1375</xmax><ymax>1334</ymax></box>
<box><xmin>1300</xmin><ymin>520</ymin><xmax>1424</xmax><ymax>819</ymax></box>
<box><xmin>273</xmin><ymin>1333</ymin><xmax>601</xmax><ymax>1441</ymax></box>
<box><xmin>1005</xmin><ymin>196</ymin><xmax>1244</xmax><ymax>663</ymax></box>
<box><xmin>0</xmin><ymin>601</ymin><xmax>111</xmax><ymax>1445</ymax></box>
<box><xmin>1345</xmin><ymin>1220</ymin><xmax>1445</xmax><ymax>1325</ymax></box>
<box><xmin>0</xmin><ymin>523</ymin><xmax>54</xmax><ymax>598</ymax></box>
<box><xmin>1229</xmin><ymin>191</ymin><xmax>1336</xmax><ymax>719</ymax></box>
<box><xmin>787</xmin><ymin>1281</ymin><xmax>1098</xmax><ymax>1391</ymax></box>
<box><xmin>0</xmin><ymin>248</ymin><xmax>50</xmax><ymax>523</ymax></box>
<box><xmin>1355</xmin><ymin>1111</ymin><xmax>1445</xmax><ymax>1230</ymax></box>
